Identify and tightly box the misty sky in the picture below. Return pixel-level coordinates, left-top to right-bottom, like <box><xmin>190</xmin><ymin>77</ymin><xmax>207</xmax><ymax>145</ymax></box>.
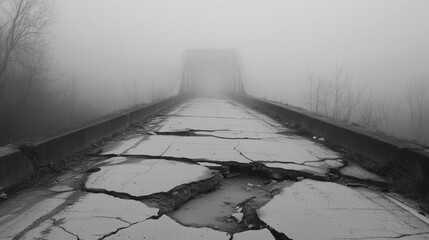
<box><xmin>51</xmin><ymin>0</ymin><xmax>429</xmax><ymax>130</ymax></box>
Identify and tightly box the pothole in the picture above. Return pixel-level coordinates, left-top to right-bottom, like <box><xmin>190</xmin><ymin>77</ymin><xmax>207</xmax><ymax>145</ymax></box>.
<box><xmin>168</xmin><ymin>169</ymin><xmax>292</xmax><ymax>234</ymax></box>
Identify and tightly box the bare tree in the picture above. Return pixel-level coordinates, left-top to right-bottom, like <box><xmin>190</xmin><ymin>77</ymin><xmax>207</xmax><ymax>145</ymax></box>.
<box><xmin>303</xmin><ymin>64</ymin><xmax>365</xmax><ymax>122</ymax></box>
<box><xmin>304</xmin><ymin>70</ymin><xmax>330</xmax><ymax>115</ymax></box>
<box><xmin>0</xmin><ymin>0</ymin><xmax>53</xmax><ymax>86</ymax></box>
<box><xmin>330</xmin><ymin>63</ymin><xmax>354</xmax><ymax>120</ymax></box>
<box><xmin>358</xmin><ymin>95</ymin><xmax>387</xmax><ymax>130</ymax></box>
<box><xmin>304</xmin><ymin>69</ymin><xmax>315</xmax><ymax>111</ymax></box>
<box><xmin>0</xmin><ymin>0</ymin><xmax>54</xmax><ymax>144</ymax></box>
<box><xmin>405</xmin><ymin>75</ymin><xmax>428</xmax><ymax>142</ymax></box>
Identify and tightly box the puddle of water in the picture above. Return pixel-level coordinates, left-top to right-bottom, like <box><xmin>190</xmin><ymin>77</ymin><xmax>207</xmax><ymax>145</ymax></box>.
<box><xmin>169</xmin><ymin>172</ymin><xmax>286</xmax><ymax>233</ymax></box>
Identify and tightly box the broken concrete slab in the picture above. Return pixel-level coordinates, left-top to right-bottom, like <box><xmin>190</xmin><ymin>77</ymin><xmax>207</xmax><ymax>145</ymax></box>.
<box><xmin>340</xmin><ymin>162</ymin><xmax>388</xmax><ymax>183</ymax></box>
<box><xmin>20</xmin><ymin>193</ymin><xmax>158</xmax><ymax>240</ymax></box>
<box><xmin>233</xmin><ymin>229</ymin><xmax>275</xmax><ymax>240</ymax></box>
<box><xmin>169</xmin><ymin>173</ymin><xmax>279</xmax><ymax>233</ymax></box>
<box><xmin>4</xmin><ymin>96</ymin><xmax>429</xmax><ymax>240</ymax></box>
<box><xmin>165</xmin><ymin>106</ymin><xmax>253</xmax><ymax>119</ymax></box>
<box><xmin>263</xmin><ymin>162</ymin><xmax>327</xmax><ymax>176</ymax></box>
<box><xmin>85</xmin><ymin>158</ymin><xmax>218</xmax><ymax>197</ymax></box>
<box><xmin>98</xmin><ymin>134</ymin><xmax>341</xmax><ymax>170</ymax></box>
<box><xmin>194</xmin><ymin>130</ymin><xmax>262</xmax><ymax>139</ymax></box>
<box><xmin>99</xmin><ymin>136</ymin><xmax>144</xmax><ymax>155</ymax></box>
<box><xmin>97</xmin><ymin>156</ymin><xmax>130</xmax><ymax>166</ymax></box>
<box><xmin>163</xmin><ymin>98</ymin><xmax>255</xmax><ymax>119</ymax></box>
<box><xmin>197</xmin><ymin>162</ymin><xmax>223</xmax><ymax>168</ymax></box>
<box><xmin>104</xmin><ymin>215</ymin><xmax>230</xmax><ymax>240</ymax></box>
<box><xmin>157</xmin><ymin>115</ymin><xmax>281</xmax><ymax>133</ymax></box>
<box><xmin>258</xmin><ymin>179</ymin><xmax>429</xmax><ymax>240</ymax></box>
<box><xmin>99</xmin><ymin>135</ymin><xmax>251</xmax><ymax>163</ymax></box>
<box><xmin>235</xmin><ymin>138</ymin><xmax>340</xmax><ymax>164</ymax></box>
<box><xmin>21</xmin><ymin>219</ymin><xmax>77</xmax><ymax>240</ymax></box>
<box><xmin>0</xmin><ymin>190</ymin><xmax>74</xmax><ymax>240</ymax></box>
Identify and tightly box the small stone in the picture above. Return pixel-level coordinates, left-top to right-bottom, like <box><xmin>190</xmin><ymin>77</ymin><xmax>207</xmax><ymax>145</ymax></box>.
<box><xmin>313</xmin><ymin>136</ymin><xmax>318</xmax><ymax>139</ymax></box>
<box><xmin>246</xmin><ymin>188</ymin><xmax>250</xmax><ymax>191</ymax></box>
<box><xmin>247</xmin><ymin>183</ymin><xmax>254</xmax><ymax>187</ymax></box>
<box><xmin>270</xmin><ymin>188</ymin><xmax>281</xmax><ymax>196</ymax></box>
<box><xmin>236</xmin><ymin>207</ymin><xmax>242</xmax><ymax>213</ymax></box>
<box><xmin>318</xmin><ymin>137</ymin><xmax>325</xmax><ymax>141</ymax></box>
<box><xmin>257</xmin><ymin>185</ymin><xmax>261</xmax><ymax>188</ymax></box>
<box><xmin>265</xmin><ymin>180</ymin><xmax>278</xmax><ymax>188</ymax></box>
<box><xmin>232</xmin><ymin>213</ymin><xmax>244</xmax><ymax>223</ymax></box>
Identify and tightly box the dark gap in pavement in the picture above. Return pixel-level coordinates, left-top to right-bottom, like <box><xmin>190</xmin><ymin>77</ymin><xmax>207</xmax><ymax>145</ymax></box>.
<box><xmin>167</xmin><ymin>167</ymin><xmax>293</xmax><ymax>239</ymax></box>
<box><xmin>119</xmin><ymin>154</ymin><xmax>332</xmax><ymax>181</ymax></box>
<box><xmin>153</xmin><ymin>130</ymin><xmax>263</xmax><ymax>140</ymax></box>
<box><xmin>84</xmin><ymin>171</ymin><xmax>224</xmax><ymax>215</ymax></box>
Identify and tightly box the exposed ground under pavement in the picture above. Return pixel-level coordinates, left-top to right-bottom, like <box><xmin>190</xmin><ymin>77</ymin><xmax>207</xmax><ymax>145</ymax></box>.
<box><xmin>1</xmin><ymin>97</ymin><xmax>429</xmax><ymax>240</ymax></box>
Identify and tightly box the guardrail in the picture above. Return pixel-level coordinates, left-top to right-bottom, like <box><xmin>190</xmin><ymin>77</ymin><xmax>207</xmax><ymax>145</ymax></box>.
<box><xmin>0</xmin><ymin>95</ymin><xmax>188</xmax><ymax>190</ymax></box>
<box><xmin>234</xmin><ymin>94</ymin><xmax>429</xmax><ymax>194</ymax></box>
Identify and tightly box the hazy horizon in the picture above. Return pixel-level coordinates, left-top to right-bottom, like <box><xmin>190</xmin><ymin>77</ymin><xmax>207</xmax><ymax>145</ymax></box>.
<box><xmin>24</xmin><ymin>0</ymin><xmax>429</xmax><ymax>142</ymax></box>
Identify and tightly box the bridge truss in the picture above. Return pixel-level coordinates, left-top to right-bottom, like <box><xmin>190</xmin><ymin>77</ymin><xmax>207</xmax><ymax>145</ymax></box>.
<box><xmin>179</xmin><ymin>49</ymin><xmax>246</xmax><ymax>95</ymax></box>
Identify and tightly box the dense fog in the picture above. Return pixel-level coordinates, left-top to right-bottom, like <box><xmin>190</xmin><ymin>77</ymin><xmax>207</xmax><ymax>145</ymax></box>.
<box><xmin>1</xmin><ymin>0</ymin><xmax>428</xmax><ymax>145</ymax></box>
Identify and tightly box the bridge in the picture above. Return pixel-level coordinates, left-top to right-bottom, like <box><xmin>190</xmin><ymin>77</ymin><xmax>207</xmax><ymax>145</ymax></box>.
<box><xmin>1</xmin><ymin>49</ymin><xmax>429</xmax><ymax>239</ymax></box>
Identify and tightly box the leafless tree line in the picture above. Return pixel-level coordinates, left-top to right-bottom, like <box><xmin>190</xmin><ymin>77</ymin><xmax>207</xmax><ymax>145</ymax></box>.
<box><xmin>405</xmin><ymin>75</ymin><xmax>428</xmax><ymax>143</ymax></box>
<box><xmin>304</xmin><ymin>64</ymin><xmax>373</xmax><ymax>124</ymax></box>
<box><xmin>0</xmin><ymin>0</ymin><xmax>98</xmax><ymax>145</ymax></box>
<box><xmin>0</xmin><ymin>0</ymin><xmax>53</xmax><ymax>144</ymax></box>
<box><xmin>0</xmin><ymin>0</ymin><xmax>169</xmax><ymax>145</ymax></box>
<box><xmin>304</xmin><ymin>65</ymin><xmax>428</xmax><ymax>144</ymax></box>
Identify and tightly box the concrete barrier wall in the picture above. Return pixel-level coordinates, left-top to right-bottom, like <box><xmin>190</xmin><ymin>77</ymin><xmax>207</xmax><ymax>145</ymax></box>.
<box><xmin>0</xmin><ymin>95</ymin><xmax>188</xmax><ymax>190</ymax></box>
<box><xmin>0</xmin><ymin>146</ymin><xmax>34</xmax><ymax>190</ymax></box>
<box><xmin>234</xmin><ymin>95</ymin><xmax>429</xmax><ymax>189</ymax></box>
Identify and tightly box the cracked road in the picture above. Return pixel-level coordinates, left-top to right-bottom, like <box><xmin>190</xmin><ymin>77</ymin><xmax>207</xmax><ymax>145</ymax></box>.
<box><xmin>1</xmin><ymin>97</ymin><xmax>429</xmax><ymax>239</ymax></box>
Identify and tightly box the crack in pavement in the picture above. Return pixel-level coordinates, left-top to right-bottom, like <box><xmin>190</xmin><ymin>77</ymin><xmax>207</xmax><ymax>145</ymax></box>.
<box><xmin>84</xmin><ymin>171</ymin><xmax>223</xmax><ymax>214</ymax></box>
<box><xmin>233</xmin><ymin>140</ymin><xmax>255</xmax><ymax>162</ymax></box>
<box><xmin>192</xmin><ymin>134</ymin><xmax>262</xmax><ymax>140</ymax></box>
<box><xmin>336</xmin><ymin>231</ymin><xmax>429</xmax><ymax>239</ymax></box>
<box><xmin>155</xmin><ymin>129</ymin><xmax>230</xmax><ymax>135</ymax></box>
<box><xmin>93</xmin><ymin>216</ymin><xmax>132</xmax><ymax>225</ymax></box>
<box><xmin>393</xmin><ymin>232</ymin><xmax>429</xmax><ymax>239</ymax></box>
<box><xmin>152</xmin><ymin>129</ymin><xmax>288</xmax><ymax>141</ymax></box>
<box><xmin>97</xmin><ymin>217</ymin><xmax>152</xmax><ymax>240</ymax></box>
<box><xmin>51</xmin><ymin>218</ymin><xmax>81</xmax><ymax>240</ymax></box>
<box><xmin>13</xmin><ymin>190</ymin><xmax>84</xmax><ymax>240</ymax></box>
<box><xmin>115</xmin><ymin>154</ymin><xmax>330</xmax><ymax>181</ymax></box>
<box><xmin>302</xmin><ymin>157</ymin><xmax>343</xmax><ymax>165</ymax></box>
<box><xmin>158</xmin><ymin>114</ymin><xmax>258</xmax><ymax>120</ymax></box>
<box><xmin>97</xmin><ymin>215</ymin><xmax>162</xmax><ymax>240</ymax></box>
<box><xmin>233</xmin><ymin>197</ymin><xmax>292</xmax><ymax>240</ymax></box>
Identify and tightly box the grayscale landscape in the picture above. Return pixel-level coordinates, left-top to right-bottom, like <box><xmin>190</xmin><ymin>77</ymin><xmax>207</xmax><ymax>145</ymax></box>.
<box><xmin>1</xmin><ymin>1</ymin><xmax>428</xmax><ymax>239</ymax></box>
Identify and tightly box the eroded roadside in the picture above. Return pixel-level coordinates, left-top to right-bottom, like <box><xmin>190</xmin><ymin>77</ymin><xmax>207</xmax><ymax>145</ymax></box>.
<box><xmin>2</xmin><ymin>97</ymin><xmax>429</xmax><ymax>240</ymax></box>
